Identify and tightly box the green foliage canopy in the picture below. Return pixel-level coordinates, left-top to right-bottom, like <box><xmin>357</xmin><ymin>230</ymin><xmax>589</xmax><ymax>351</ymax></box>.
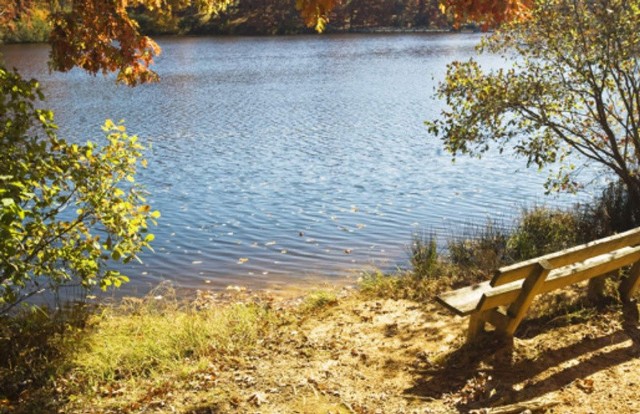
<box><xmin>0</xmin><ymin>67</ymin><xmax>159</xmax><ymax>312</ymax></box>
<box><xmin>428</xmin><ymin>0</ymin><xmax>640</xmax><ymax>205</ymax></box>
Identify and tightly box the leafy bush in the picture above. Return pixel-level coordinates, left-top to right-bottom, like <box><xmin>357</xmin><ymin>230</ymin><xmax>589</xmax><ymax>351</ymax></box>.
<box><xmin>0</xmin><ymin>67</ymin><xmax>158</xmax><ymax>313</ymax></box>
<box><xmin>507</xmin><ymin>207</ymin><xmax>579</xmax><ymax>261</ymax></box>
<box><xmin>447</xmin><ymin>221</ymin><xmax>509</xmax><ymax>274</ymax></box>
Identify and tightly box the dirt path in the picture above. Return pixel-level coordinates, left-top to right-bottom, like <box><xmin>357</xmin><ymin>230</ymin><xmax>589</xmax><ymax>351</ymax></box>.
<box><xmin>192</xmin><ymin>291</ymin><xmax>640</xmax><ymax>414</ymax></box>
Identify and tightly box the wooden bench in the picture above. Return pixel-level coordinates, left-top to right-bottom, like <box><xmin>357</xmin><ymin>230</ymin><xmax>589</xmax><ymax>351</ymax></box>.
<box><xmin>437</xmin><ymin>227</ymin><xmax>640</xmax><ymax>342</ymax></box>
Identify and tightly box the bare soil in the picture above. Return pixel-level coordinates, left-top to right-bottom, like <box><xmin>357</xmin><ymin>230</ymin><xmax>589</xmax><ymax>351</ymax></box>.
<box><xmin>66</xmin><ymin>286</ymin><xmax>640</xmax><ymax>414</ymax></box>
<box><xmin>179</xmin><ymin>287</ymin><xmax>640</xmax><ymax>414</ymax></box>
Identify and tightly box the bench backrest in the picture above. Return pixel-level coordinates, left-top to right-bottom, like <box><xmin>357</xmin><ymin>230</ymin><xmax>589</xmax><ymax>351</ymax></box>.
<box><xmin>491</xmin><ymin>226</ymin><xmax>640</xmax><ymax>287</ymax></box>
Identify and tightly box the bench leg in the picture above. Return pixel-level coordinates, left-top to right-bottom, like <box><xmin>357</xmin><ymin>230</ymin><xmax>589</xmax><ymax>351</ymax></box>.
<box><xmin>467</xmin><ymin>312</ymin><xmax>486</xmax><ymax>342</ymax></box>
<box><xmin>504</xmin><ymin>260</ymin><xmax>552</xmax><ymax>337</ymax></box>
<box><xmin>620</xmin><ymin>261</ymin><xmax>640</xmax><ymax>303</ymax></box>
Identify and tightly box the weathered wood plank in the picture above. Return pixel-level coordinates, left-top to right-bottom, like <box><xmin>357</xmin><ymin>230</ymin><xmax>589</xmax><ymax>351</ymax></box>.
<box><xmin>484</xmin><ymin>308</ymin><xmax>509</xmax><ymax>331</ymax></box>
<box><xmin>465</xmin><ymin>309</ymin><xmax>510</xmax><ymax>342</ymax></box>
<box><xmin>620</xmin><ymin>261</ymin><xmax>640</xmax><ymax>303</ymax></box>
<box><xmin>503</xmin><ymin>260</ymin><xmax>552</xmax><ymax>336</ymax></box>
<box><xmin>479</xmin><ymin>245</ymin><xmax>640</xmax><ymax>311</ymax></box>
<box><xmin>467</xmin><ymin>310</ymin><xmax>487</xmax><ymax>341</ymax></box>
<box><xmin>491</xmin><ymin>227</ymin><xmax>640</xmax><ymax>287</ymax></box>
<box><xmin>438</xmin><ymin>244</ymin><xmax>640</xmax><ymax>318</ymax></box>
<box><xmin>436</xmin><ymin>281</ymin><xmax>493</xmax><ymax>316</ymax></box>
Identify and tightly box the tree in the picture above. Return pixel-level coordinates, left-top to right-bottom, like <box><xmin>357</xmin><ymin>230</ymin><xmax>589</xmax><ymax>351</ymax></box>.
<box><xmin>427</xmin><ymin>0</ymin><xmax>640</xmax><ymax>213</ymax></box>
<box><xmin>2</xmin><ymin>0</ymin><xmax>533</xmax><ymax>86</ymax></box>
<box><xmin>0</xmin><ymin>67</ymin><xmax>159</xmax><ymax>312</ymax></box>
<box><xmin>438</xmin><ymin>0</ymin><xmax>533</xmax><ymax>30</ymax></box>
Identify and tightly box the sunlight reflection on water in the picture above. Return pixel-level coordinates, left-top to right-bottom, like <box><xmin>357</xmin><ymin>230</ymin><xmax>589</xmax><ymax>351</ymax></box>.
<box><xmin>0</xmin><ymin>34</ymin><xmax>596</xmax><ymax>294</ymax></box>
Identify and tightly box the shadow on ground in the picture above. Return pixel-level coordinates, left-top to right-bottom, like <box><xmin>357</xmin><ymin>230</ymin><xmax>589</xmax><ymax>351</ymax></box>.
<box><xmin>404</xmin><ymin>301</ymin><xmax>640</xmax><ymax>412</ymax></box>
<box><xmin>0</xmin><ymin>303</ymin><xmax>92</xmax><ymax>414</ymax></box>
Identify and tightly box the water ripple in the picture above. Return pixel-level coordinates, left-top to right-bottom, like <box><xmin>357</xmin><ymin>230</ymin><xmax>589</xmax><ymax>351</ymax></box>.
<box><xmin>0</xmin><ymin>34</ymin><xmax>593</xmax><ymax>294</ymax></box>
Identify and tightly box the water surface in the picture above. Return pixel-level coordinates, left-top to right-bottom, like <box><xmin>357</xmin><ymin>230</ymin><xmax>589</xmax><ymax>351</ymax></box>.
<box><xmin>0</xmin><ymin>34</ymin><xmax>591</xmax><ymax>293</ymax></box>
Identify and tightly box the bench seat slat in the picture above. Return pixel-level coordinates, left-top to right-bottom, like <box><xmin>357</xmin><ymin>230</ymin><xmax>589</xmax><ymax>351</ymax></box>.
<box><xmin>437</xmin><ymin>245</ymin><xmax>640</xmax><ymax>317</ymax></box>
<box><xmin>436</xmin><ymin>281</ymin><xmax>493</xmax><ymax>316</ymax></box>
<box><xmin>491</xmin><ymin>227</ymin><xmax>640</xmax><ymax>287</ymax></box>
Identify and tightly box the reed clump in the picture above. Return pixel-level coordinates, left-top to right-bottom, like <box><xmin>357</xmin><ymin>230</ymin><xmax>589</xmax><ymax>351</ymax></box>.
<box><xmin>366</xmin><ymin>180</ymin><xmax>640</xmax><ymax>301</ymax></box>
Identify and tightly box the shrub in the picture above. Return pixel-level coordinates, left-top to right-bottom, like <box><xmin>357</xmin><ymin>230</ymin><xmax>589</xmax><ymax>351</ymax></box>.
<box><xmin>507</xmin><ymin>207</ymin><xmax>579</xmax><ymax>261</ymax></box>
<box><xmin>409</xmin><ymin>232</ymin><xmax>439</xmax><ymax>279</ymax></box>
<box><xmin>575</xmin><ymin>180</ymin><xmax>640</xmax><ymax>242</ymax></box>
<box><xmin>447</xmin><ymin>221</ymin><xmax>510</xmax><ymax>274</ymax></box>
<box><xmin>0</xmin><ymin>67</ymin><xmax>157</xmax><ymax>313</ymax></box>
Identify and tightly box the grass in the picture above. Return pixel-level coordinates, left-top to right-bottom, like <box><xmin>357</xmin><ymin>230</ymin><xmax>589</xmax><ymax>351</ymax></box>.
<box><xmin>0</xmin><ymin>285</ymin><xmax>347</xmax><ymax>412</ymax></box>
<box><xmin>299</xmin><ymin>290</ymin><xmax>339</xmax><ymax>313</ymax></box>
<box><xmin>72</xmin><ymin>286</ymin><xmax>274</xmax><ymax>385</ymax></box>
<box><xmin>0</xmin><ymin>284</ymin><xmax>277</xmax><ymax>413</ymax></box>
<box><xmin>75</xmin><ymin>303</ymin><xmax>269</xmax><ymax>381</ymax></box>
<box><xmin>359</xmin><ymin>270</ymin><xmax>403</xmax><ymax>298</ymax></box>
<box><xmin>447</xmin><ymin>220</ymin><xmax>510</xmax><ymax>276</ymax></box>
<box><xmin>359</xmin><ymin>267</ymin><xmax>451</xmax><ymax>302</ymax></box>
<box><xmin>409</xmin><ymin>231</ymin><xmax>439</xmax><ymax>279</ymax></box>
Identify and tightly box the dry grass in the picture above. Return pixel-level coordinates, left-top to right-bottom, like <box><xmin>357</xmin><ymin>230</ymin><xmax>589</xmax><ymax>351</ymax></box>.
<box><xmin>0</xmin><ymin>284</ymin><xmax>277</xmax><ymax>413</ymax></box>
<box><xmin>0</xmin><ymin>283</ymin><xmax>638</xmax><ymax>414</ymax></box>
<box><xmin>72</xmin><ymin>285</ymin><xmax>273</xmax><ymax>385</ymax></box>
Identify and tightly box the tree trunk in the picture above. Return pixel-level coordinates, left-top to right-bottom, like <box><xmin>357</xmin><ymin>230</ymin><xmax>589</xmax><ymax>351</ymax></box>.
<box><xmin>627</xmin><ymin>179</ymin><xmax>640</xmax><ymax>225</ymax></box>
<box><xmin>602</xmin><ymin>176</ymin><xmax>640</xmax><ymax>234</ymax></box>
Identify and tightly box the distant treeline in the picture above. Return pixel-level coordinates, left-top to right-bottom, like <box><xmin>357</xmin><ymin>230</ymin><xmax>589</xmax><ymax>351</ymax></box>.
<box><xmin>155</xmin><ymin>0</ymin><xmax>453</xmax><ymax>35</ymax></box>
<box><xmin>0</xmin><ymin>6</ymin><xmax>50</xmax><ymax>43</ymax></box>
<box><xmin>1</xmin><ymin>0</ymin><xmax>454</xmax><ymax>43</ymax></box>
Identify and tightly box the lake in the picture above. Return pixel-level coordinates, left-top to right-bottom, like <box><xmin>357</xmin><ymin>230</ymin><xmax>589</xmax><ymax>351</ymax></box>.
<box><xmin>0</xmin><ymin>34</ymin><xmax>592</xmax><ymax>294</ymax></box>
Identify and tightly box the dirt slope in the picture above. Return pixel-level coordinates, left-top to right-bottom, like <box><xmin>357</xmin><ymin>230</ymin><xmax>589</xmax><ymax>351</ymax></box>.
<box><xmin>186</xmin><ymin>291</ymin><xmax>640</xmax><ymax>414</ymax></box>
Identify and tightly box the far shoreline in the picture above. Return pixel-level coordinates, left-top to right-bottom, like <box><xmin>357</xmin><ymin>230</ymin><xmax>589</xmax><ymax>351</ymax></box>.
<box><xmin>0</xmin><ymin>27</ymin><xmax>484</xmax><ymax>46</ymax></box>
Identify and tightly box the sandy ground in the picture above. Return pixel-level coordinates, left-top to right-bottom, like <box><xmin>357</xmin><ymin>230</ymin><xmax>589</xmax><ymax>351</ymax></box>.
<box><xmin>66</xmin><ymin>286</ymin><xmax>640</xmax><ymax>414</ymax></box>
<box><xmin>172</xmin><ymin>287</ymin><xmax>640</xmax><ymax>414</ymax></box>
